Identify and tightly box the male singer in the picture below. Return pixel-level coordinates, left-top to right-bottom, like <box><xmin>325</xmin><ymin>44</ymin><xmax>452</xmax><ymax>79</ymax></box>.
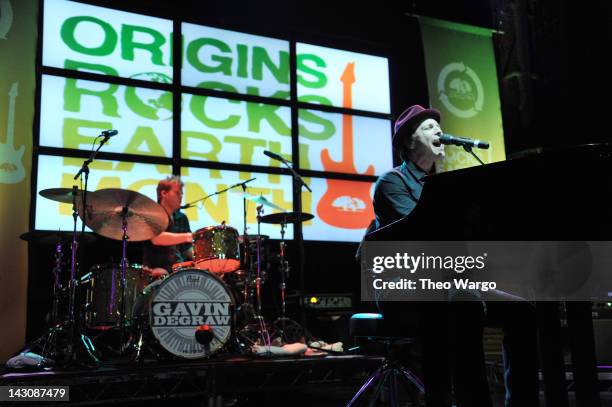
<box><xmin>372</xmin><ymin>105</ymin><xmax>538</xmax><ymax>407</ymax></box>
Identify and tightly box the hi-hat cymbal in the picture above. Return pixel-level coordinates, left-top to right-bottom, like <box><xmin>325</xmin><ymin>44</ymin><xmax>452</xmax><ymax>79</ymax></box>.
<box><xmin>247</xmin><ymin>195</ymin><xmax>284</xmax><ymax>211</ymax></box>
<box><xmin>233</xmin><ymin>191</ymin><xmax>285</xmax><ymax>211</ymax></box>
<box><xmin>80</xmin><ymin>188</ymin><xmax>169</xmax><ymax>242</ymax></box>
<box><xmin>20</xmin><ymin>230</ymin><xmax>97</xmax><ymax>245</ymax></box>
<box><xmin>39</xmin><ymin>188</ymin><xmax>89</xmax><ymax>204</ymax></box>
<box><xmin>259</xmin><ymin>212</ymin><xmax>314</xmax><ymax>224</ymax></box>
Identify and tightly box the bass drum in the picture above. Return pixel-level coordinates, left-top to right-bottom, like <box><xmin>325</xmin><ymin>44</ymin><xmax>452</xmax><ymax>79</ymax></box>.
<box><xmin>132</xmin><ymin>269</ymin><xmax>234</xmax><ymax>359</ymax></box>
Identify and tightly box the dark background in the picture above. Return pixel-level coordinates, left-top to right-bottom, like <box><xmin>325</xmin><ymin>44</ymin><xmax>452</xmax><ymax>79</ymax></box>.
<box><xmin>26</xmin><ymin>0</ymin><xmax>611</xmax><ymax>342</ymax></box>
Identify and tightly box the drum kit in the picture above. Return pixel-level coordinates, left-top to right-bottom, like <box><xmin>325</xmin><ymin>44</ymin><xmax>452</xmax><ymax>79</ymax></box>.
<box><xmin>25</xmin><ymin>184</ymin><xmax>314</xmax><ymax>364</ymax></box>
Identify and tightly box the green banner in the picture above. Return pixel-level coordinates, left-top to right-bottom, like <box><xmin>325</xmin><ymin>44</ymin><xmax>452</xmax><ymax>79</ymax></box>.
<box><xmin>0</xmin><ymin>0</ymin><xmax>36</xmax><ymax>362</ymax></box>
<box><xmin>420</xmin><ymin>17</ymin><xmax>506</xmax><ymax>171</ymax></box>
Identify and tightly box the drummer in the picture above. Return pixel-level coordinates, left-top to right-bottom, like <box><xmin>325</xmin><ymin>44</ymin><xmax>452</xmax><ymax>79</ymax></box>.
<box><xmin>143</xmin><ymin>176</ymin><xmax>193</xmax><ymax>279</ymax></box>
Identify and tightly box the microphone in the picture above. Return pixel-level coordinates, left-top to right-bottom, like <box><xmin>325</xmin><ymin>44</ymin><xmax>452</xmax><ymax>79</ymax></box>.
<box><xmin>195</xmin><ymin>324</ymin><xmax>214</xmax><ymax>346</ymax></box>
<box><xmin>74</xmin><ymin>130</ymin><xmax>118</xmax><ymax>180</ymax></box>
<box><xmin>439</xmin><ymin>134</ymin><xmax>489</xmax><ymax>149</ymax></box>
<box><xmin>180</xmin><ymin>203</ymin><xmax>193</xmax><ymax>209</ymax></box>
<box><xmin>101</xmin><ymin>129</ymin><xmax>118</xmax><ymax>138</ymax></box>
<box><xmin>229</xmin><ymin>177</ymin><xmax>256</xmax><ymax>189</ymax></box>
<box><xmin>263</xmin><ymin>150</ymin><xmax>290</xmax><ymax>163</ymax></box>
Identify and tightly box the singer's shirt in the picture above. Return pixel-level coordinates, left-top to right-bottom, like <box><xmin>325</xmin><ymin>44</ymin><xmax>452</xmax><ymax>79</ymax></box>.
<box><xmin>373</xmin><ymin>159</ymin><xmax>428</xmax><ymax>228</ymax></box>
<box><xmin>142</xmin><ymin>210</ymin><xmax>192</xmax><ymax>272</ymax></box>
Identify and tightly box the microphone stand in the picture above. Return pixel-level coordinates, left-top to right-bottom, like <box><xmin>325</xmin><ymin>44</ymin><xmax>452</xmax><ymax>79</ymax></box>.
<box><xmin>74</xmin><ymin>132</ymin><xmax>114</xmax><ymax>232</ymax></box>
<box><xmin>240</xmin><ymin>182</ymin><xmax>252</xmax><ymax>308</ymax></box>
<box><xmin>183</xmin><ymin>178</ymin><xmax>260</xmax><ymax>340</ymax></box>
<box><xmin>276</xmin><ymin>157</ymin><xmax>312</xmax><ymax>194</ymax></box>
<box><xmin>181</xmin><ymin>177</ymin><xmax>257</xmax><ymax>210</ymax></box>
<box><xmin>29</xmin><ymin>132</ymin><xmax>110</xmax><ymax>367</ymax></box>
<box><xmin>276</xmin><ymin>157</ymin><xmax>310</xmax><ymax>341</ymax></box>
<box><xmin>63</xmin><ymin>131</ymin><xmax>115</xmax><ymax>365</ymax></box>
<box><xmin>463</xmin><ymin>145</ymin><xmax>486</xmax><ymax>166</ymax></box>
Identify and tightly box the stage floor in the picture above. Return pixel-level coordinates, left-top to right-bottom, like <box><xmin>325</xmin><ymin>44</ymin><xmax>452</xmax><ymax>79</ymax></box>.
<box><xmin>1</xmin><ymin>354</ymin><xmax>385</xmax><ymax>406</ymax></box>
<box><xmin>5</xmin><ymin>356</ymin><xmax>612</xmax><ymax>406</ymax></box>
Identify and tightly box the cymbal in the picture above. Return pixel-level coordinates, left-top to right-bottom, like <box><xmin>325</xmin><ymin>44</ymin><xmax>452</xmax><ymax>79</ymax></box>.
<box><xmin>20</xmin><ymin>231</ymin><xmax>97</xmax><ymax>245</ymax></box>
<box><xmin>39</xmin><ymin>188</ymin><xmax>89</xmax><ymax>204</ymax></box>
<box><xmin>259</xmin><ymin>212</ymin><xmax>314</xmax><ymax>224</ymax></box>
<box><xmin>79</xmin><ymin>188</ymin><xmax>169</xmax><ymax>242</ymax></box>
<box><xmin>232</xmin><ymin>191</ymin><xmax>285</xmax><ymax>211</ymax></box>
<box><xmin>244</xmin><ymin>194</ymin><xmax>285</xmax><ymax>211</ymax></box>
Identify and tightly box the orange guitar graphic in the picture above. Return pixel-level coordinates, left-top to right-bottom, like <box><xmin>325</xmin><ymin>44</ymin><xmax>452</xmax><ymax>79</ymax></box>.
<box><xmin>317</xmin><ymin>63</ymin><xmax>375</xmax><ymax>229</ymax></box>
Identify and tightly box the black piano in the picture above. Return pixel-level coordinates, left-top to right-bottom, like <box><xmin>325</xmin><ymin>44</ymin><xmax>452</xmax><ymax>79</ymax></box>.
<box><xmin>367</xmin><ymin>143</ymin><xmax>612</xmax><ymax>406</ymax></box>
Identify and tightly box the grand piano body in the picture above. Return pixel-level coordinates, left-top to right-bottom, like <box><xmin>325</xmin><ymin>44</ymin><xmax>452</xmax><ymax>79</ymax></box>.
<box><xmin>366</xmin><ymin>144</ymin><xmax>612</xmax><ymax>406</ymax></box>
<box><xmin>369</xmin><ymin>144</ymin><xmax>612</xmax><ymax>242</ymax></box>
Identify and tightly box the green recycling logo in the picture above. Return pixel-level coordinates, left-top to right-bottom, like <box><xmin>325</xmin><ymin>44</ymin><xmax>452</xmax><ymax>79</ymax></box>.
<box><xmin>437</xmin><ymin>62</ymin><xmax>483</xmax><ymax>118</ymax></box>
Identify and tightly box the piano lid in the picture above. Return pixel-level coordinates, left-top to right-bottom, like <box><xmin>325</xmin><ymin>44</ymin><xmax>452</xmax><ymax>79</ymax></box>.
<box><xmin>367</xmin><ymin>143</ymin><xmax>612</xmax><ymax>241</ymax></box>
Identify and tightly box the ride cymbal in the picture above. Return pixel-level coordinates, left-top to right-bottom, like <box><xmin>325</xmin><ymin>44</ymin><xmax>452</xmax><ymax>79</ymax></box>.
<box><xmin>19</xmin><ymin>230</ymin><xmax>97</xmax><ymax>245</ymax></box>
<box><xmin>259</xmin><ymin>212</ymin><xmax>314</xmax><ymax>224</ymax></box>
<box><xmin>79</xmin><ymin>188</ymin><xmax>169</xmax><ymax>242</ymax></box>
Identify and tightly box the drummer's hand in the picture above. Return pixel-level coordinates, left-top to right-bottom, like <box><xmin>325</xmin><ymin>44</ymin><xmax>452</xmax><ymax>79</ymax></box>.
<box><xmin>183</xmin><ymin>247</ymin><xmax>194</xmax><ymax>261</ymax></box>
<box><xmin>185</xmin><ymin>232</ymin><xmax>194</xmax><ymax>244</ymax></box>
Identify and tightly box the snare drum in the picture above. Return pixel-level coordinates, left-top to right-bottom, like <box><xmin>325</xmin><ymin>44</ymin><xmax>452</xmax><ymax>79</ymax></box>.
<box><xmin>193</xmin><ymin>225</ymin><xmax>241</xmax><ymax>274</ymax></box>
<box><xmin>82</xmin><ymin>263</ymin><xmax>148</xmax><ymax>329</ymax></box>
<box><xmin>171</xmin><ymin>261</ymin><xmax>196</xmax><ymax>273</ymax></box>
<box><xmin>132</xmin><ymin>268</ymin><xmax>234</xmax><ymax>359</ymax></box>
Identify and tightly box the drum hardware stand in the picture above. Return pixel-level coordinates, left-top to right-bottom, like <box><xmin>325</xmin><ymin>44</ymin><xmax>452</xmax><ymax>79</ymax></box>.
<box><xmin>276</xmin><ymin>221</ymin><xmax>290</xmax><ymax>339</ymax></box>
<box><xmin>254</xmin><ymin>204</ymin><xmax>272</xmax><ymax>347</ymax></box>
<box><xmin>67</xmin><ymin>156</ymin><xmax>101</xmax><ymax>365</ymax></box>
<box><xmin>235</xmin><ymin>205</ymin><xmax>272</xmax><ymax>352</ymax></box>
<box><xmin>129</xmin><ymin>321</ymin><xmax>164</xmax><ymax>363</ymax></box>
<box><xmin>255</xmin><ymin>204</ymin><xmax>264</xmax><ymax>317</ymax></box>
<box><xmin>240</xmin><ymin>182</ymin><xmax>252</xmax><ymax>307</ymax></box>
<box><xmin>26</xmin><ymin>237</ymin><xmax>66</xmax><ymax>366</ymax></box>
<box><xmin>131</xmin><ymin>330</ymin><xmax>146</xmax><ymax>362</ymax></box>
<box><xmin>35</xmin><ymin>186</ymin><xmax>100</xmax><ymax>367</ymax></box>
<box><xmin>93</xmin><ymin>207</ymin><xmax>136</xmax><ymax>357</ymax></box>
<box><xmin>272</xmin><ymin>221</ymin><xmax>305</xmax><ymax>344</ymax></box>
<box><xmin>118</xmin><ymin>206</ymin><xmax>130</xmax><ymax>353</ymax></box>
<box><xmin>50</xmin><ymin>238</ymin><xmax>63</xmax><ymax>327</ymax></box>
<box><xmin>267</xmin><ymin>152</ymin><xmax>312</xmax><ymax>339</ymax></box>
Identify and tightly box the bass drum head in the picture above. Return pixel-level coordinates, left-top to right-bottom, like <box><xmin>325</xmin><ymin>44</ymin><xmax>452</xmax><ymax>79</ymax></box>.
<box><xmin>147</xmin><ymin>269</ymin><xmax>234</xmax><ymax>359</ymax></box>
